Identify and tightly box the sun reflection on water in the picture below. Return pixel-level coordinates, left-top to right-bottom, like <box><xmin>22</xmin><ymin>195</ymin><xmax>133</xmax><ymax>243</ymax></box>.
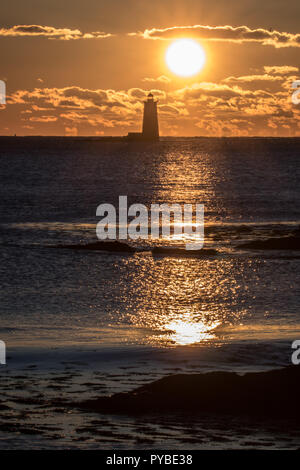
<box><xmin>157</xmin><ymin>313</ymin><xmax>221</xmax><ymax>346</ymax></box>
<box><xmin>116</xmin><ymin>148</ymin><xmax>243</xmax><ymax>347</ymax></box>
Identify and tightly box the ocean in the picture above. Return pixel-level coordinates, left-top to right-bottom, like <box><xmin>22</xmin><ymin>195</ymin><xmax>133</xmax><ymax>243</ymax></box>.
<box><xmin>0</xmin><ymin>136</ymin><xmax>300</xmax><ymax>449</ymax></box>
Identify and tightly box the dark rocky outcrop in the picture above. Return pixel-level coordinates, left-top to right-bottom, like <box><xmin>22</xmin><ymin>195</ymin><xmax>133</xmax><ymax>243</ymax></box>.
<box><xmin>72</xmin><ymin>366</ymin><xmax>300</xmax><ymax>418</ymax></box>
<box><xmin>152</xmin><ymin>247</ymin><xmax>217</xmax><ymax>258</ymax></box>
<box><xmin>238</xmin><ymin>235</ymin><xmax>300</xmax><ymax>251</ymax></box>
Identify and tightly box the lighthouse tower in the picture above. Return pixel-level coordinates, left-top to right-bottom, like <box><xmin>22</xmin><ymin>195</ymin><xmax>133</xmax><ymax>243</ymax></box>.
<box><xmin>142</xmin><ymin>92</ymin><xmax>159</xmax><ymax>141</ymax></box>
<box><xmin>126</xmin><ymin>92</ymin><xmax>159</xmax><ymax>141</ymax></box>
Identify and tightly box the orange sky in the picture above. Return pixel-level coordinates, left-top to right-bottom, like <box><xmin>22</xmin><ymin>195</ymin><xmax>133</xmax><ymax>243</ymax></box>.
<box><xmin>0</xmin><ymin>0</ymin><xmax>300</xmax><ymax>136</ymax></box>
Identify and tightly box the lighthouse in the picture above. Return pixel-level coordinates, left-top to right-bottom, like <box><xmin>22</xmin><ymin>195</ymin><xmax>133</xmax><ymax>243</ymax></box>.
<box><xmin>126</xmin><ymin>92</ymin><xmax>159</xmax><ymax>141</ymax></box>
<box><xmin>142</xmin><ymin>93</ymin><xmax>159</xmax><ymax>141</ymax></box>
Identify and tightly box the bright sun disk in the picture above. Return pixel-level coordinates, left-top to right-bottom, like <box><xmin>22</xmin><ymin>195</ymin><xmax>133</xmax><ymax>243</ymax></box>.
<box><xmin>166</xmin><ymin>39</ymin><xmax>206</xmax><ymax>77</ymax></box>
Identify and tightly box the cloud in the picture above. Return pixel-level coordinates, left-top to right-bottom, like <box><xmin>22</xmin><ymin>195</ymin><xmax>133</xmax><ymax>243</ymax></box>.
<box><xmin>142</xmin><ymin>75</ymin><xmax>171</xmax><ymax>83</ymax></box>
<box><xmin>158</xmin><ymin>104</ymin><xmax>188</xmax><ymax>115</ymax></box>
<box><xmin>8</xmin><ymin>86</ymin><xmax>156</xmax><ymax>131</ymax></box>
<box><xmin>223</xmin><ymin>74</ymin><xmax>285</xmax><ymax>83</ymax></box>
<box><xmin>29</xmin><ymin>115</ymin><xmax>58</xmax><ymax>122</ymax></box>
<box><xmin>264</xmin><ymin>65</ymin><xmax>299</xmax><ymax>74</ymax></box>
<box><xmin>0</xmin><ymin>25</ymin><xmax>112</xmax><ymax>40</ymax></box>
<box><xmin>171</xmin><ymin>82</ymin><xmax>251</xmax><ymax>101</ymax></box>
<box><xmin>223</xmin><ymin>68</ymin><xmax>299</xmax><ymax>88</ymax></box>
<box><xmin>9</xmin><ymin>86</ymin><xmax>134</xmax><ymax>110</ymax></box>
<box><xmin>134</xmin><ymin>24</ymin><xmax>300</xmax><ymax>48</ymax></box>
<box><xmin>65</xmin><ymin>126</ymin><xmax>78</xmax><ymax>136</ymax></box>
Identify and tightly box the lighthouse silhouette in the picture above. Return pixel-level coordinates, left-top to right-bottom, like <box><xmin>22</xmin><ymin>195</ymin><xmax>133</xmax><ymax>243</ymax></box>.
<box><xmin>126</xmin><ymin>92</ymin><xmax>159</xmax><ymax>141</ymax></box>
<box><xmin>142</xmin><ymin>92</ymin><xmax>159</xmax><ymax>141</ymax></box>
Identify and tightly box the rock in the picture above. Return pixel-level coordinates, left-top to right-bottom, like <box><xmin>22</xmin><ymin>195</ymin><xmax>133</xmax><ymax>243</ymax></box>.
<box><xmin>152</xmin><ymin>247</ymin><xmax>217</xmax><ymax>257</ymax></box>
<box><xmin>238</xmin><ymin>235</ymin><xmax>300</xmax><ymax>250</ymax></box>
<box><xmin>72</xmin><ymin>366</ymin><xmax>300</xmax><ymax>418</ymax></box>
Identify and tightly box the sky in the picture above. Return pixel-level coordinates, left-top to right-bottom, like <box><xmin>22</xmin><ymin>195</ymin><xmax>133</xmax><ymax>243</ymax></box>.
<box><xmin>0</xmin><ymin>0</ymin><xmax>300</xmax><ymax>136</ymax></box>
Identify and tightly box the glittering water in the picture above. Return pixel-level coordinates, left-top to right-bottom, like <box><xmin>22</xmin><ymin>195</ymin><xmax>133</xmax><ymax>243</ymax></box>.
<box><xmin>0</xmin><ymin>137</ymin><xmax>300</xmax><ymax>352</ymax></box>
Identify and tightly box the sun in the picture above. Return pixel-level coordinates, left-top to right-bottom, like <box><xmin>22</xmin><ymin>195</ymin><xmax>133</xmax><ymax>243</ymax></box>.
<box><xmin>166</xmin><ymin>39</ymin><xmax>206</xmax><ymax>77</ymax></box>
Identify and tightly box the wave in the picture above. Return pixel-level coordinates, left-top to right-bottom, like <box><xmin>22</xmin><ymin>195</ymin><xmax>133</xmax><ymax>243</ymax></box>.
<box><xmin>1</xmin><ymin>220</ymin><xmax>300</xmax><ymax>257</ymax></box>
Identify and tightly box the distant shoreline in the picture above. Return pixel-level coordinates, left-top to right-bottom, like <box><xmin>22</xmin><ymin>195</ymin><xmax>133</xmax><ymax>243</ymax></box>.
<box><xmin>0</xmin><ymin>135</ymin><xmax>299</xmax><ymax>140</ymax></box>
